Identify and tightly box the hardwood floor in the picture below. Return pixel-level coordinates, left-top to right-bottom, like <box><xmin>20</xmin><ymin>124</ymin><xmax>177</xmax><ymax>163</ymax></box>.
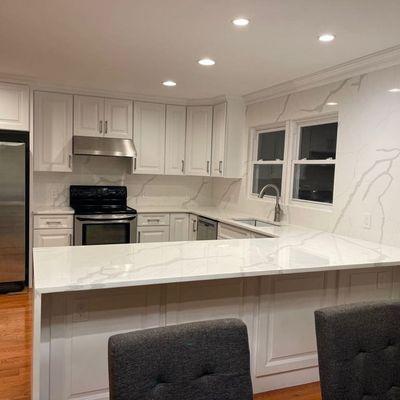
<box><xmin>0</xmin><ymin>291</ymin><xmax>321</xmax><ymax>400</ymax></box>
<box><xmin>0</xmin><ymin>290</ymin><xmax>32</xmax><ymax>400</ymax></box>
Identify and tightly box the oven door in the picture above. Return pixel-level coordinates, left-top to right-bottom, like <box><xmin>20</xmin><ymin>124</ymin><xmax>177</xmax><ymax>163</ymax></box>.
<box><xmin>74</xmin><ymin>214</ymin><xmax>137</xmax><ymax>246</ymax></box>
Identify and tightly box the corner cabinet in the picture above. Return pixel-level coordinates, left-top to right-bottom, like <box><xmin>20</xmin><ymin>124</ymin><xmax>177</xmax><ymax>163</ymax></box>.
<box><xmin>74</xmin><ymin>95</ymin><xmax>132</xmax><ymax>139</ymax></box>
<box><xmin>0</xmin><ymin>82</ymin><xmax>29</xmax><ymax>131</ymax></box>
<box><xmin>133</xmin><ymin>102</ymin><xmax>166</xmax><ymax>175</ymax></box>
<box><xmin>211</xmin><ymin>99</ymin><xmax>245</xmax><ymax>178</ymax></box>
<box><xmin>34</xmin><ymin>91</ymin><xmax>73</xmax><ymax>172</ymax></box>
<box><xmin>185</xmin><ymin>106</ymin><xmax>213</xmax><ymax>176</ymax></box>
<box><xmin>165</xmin><ymin>105</ymin><xmax>186</xmax><ymax>175</ymax></box>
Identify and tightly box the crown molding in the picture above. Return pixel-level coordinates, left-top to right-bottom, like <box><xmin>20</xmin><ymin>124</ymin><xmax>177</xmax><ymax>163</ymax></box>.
<box><xmin>243</xmin><ymin>44</ymin><xmax>400</xmax><ymax>105</ymax></box>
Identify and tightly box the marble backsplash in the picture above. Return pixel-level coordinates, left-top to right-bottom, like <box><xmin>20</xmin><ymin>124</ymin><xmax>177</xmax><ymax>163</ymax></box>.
<box><xmin>212</xmin><ymin>64</ymin><xmax>400</xmax><ymax>247</ymax></box>
<box><xmin>33</xmin><ymin>156</ymin><xmax>213</xmax><ymax>209</ymax></box>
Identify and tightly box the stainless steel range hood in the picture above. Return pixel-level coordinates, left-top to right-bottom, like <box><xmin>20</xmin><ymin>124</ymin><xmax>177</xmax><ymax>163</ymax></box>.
<box><xmin>73</xmin><ymin>136</ymin><xmax>137</xmax><ymax>158</ymax></box>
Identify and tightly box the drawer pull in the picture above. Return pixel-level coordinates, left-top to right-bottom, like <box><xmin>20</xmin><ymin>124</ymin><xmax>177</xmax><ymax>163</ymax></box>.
<box><xmin>147</xmin><ymin>219</ymin><xmax>160</xmax><ymax>223</ymax></box>
<box><xmin>46</xmin><ymin>221</ymin><xmax>62</xmax><ymax>225</ymax></box>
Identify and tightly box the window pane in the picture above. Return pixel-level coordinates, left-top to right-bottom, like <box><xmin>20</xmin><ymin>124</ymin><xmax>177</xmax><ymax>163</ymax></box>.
<box><xmin>252</xmin><ymin>164</ymin><xmax>283</xmax><ymax>196</ymax></box>
<box><xmin>293</xmin><ymin>164</ymin><xmax>335</xmax><ymax>203</ymax></box>
<box><xmin>299</xmin><ymin>122</ymin><xmax>337</xmax><ymax>160</ymax></box>
<box><xmin>257</xmin><ymin>130</ymin><xmax>285</xmax><ymax>161</ymax></box>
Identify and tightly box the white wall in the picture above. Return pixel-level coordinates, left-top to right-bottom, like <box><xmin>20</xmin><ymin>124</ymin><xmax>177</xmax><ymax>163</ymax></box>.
<box><xmin>212</xmin><ymin>64</ymin><xmax>400</xmax><ymax>247</ymax></box>
<box><xmin>33</xmin><ymin>156</ymin><xmax>213</xmax><ymax>209</ymax></box>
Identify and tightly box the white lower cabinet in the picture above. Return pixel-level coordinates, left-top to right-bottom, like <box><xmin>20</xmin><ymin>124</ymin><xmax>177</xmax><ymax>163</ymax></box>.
<box><xmin>137</xmin><ymin>226</ymin><xmax>169</xmax><ymax>243</ymax></box>
<box><xmin>169</xmin><ymin>213</ymin><xmax>189</xmax><ymax>242</ymax></box>
<box><xmin>33</xmin><ymin>214</ymin><xmax>73</xmax><ymax>248</ymax></box>
<box><xmin>218</xmin><ymin>223</ymin><xmax>252</xmax><ymax>239</ymax></box>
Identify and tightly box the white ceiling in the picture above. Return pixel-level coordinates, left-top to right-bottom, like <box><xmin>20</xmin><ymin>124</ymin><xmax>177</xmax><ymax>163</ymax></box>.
<box><xmin>1</xmin><ymin>0</ymin><xmax>400</xmax><ymax>100</ymax></box>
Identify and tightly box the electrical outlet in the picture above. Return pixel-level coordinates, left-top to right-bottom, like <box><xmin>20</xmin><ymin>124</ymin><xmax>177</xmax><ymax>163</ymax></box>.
<box><xmin>73</xmin><ymin>300</ymin><xmax>89</xmax><ymax>322</ymax></box>
<box><xmin>363</xmin><ymin>213</ymin><xmax>372</xmax><ymax>230</ymax></box>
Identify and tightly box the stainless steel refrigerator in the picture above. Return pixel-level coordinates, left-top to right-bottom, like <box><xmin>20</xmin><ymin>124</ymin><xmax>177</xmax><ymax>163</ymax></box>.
<box><xmin>0</xmin><ymin>130</ymin><xmax>29</xmax><ymax>293</ymax></box>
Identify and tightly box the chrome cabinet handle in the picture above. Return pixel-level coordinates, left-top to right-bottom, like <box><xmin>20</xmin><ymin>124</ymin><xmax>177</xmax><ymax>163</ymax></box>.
<box><xmin>219</xmin><ymin>161</ymin><xmax>223</xmax><ymax>174</ymax></box>
<box><xmin>69</xmin><ymin>233</ymin><xmax>72</xmax><ymax>246</ymax></box>
<box><xmin>105</xmin><ymin>120</ymin><xmax>108</xmax><ymax>134</ymax></box>
<box><xmin>99</xmin><ymin>120</ymin><xmax>103</xmax><ymax>134</ymax></box>
<box><xmin>46</xmin><ymin>221</ymin><xmax>62</xmax><ymax>225</ymax></box>
<box><xmin>192</xmin><ymin>219</ymin><xmax>197</xmax><ymax>232</ymax></box>
<box><xmin>133</xmin><ymin>158</ymin><xmax>137</xmax><ymax>170</ymax></box>
<box><xmin>147</xmin><ymin>218</ymin><xmax>160</xmax><ymax>223</ymax></box>
<box><xmin>181</xmin><ymin>160</ymin><xmax>184</xmax><ymax>173</ymax></box>
<box><xmin>206</xmin><ymin>161</ymin><xmax>210</xmax><ymax>174</ymax></box>
<box><xmin>69</xmin><ymin>155</ymin><xmax>72</xmax><ymax>169</ymax></box>
<box><xmin>138</xmin><ymin>231</ymin><xmax>141</xmax><ymax>242</ymax></box>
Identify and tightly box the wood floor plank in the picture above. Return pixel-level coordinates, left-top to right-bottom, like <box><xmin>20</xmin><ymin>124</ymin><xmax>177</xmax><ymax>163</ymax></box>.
<box><xmin>0</xmin><ymin>290</ymin><xmax>322</xmax><ymax>400</ymax></box>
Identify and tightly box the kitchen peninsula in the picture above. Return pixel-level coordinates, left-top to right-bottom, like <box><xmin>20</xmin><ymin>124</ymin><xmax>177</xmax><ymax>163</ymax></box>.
<box><xmin>33</xmin><ymin>220</ymin><xmax>400</xmax><ymax>400</ymax></box>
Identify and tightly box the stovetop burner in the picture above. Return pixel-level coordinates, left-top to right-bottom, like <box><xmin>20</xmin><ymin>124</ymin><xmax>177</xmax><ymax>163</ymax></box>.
<box><xmin>70</xmin><ymin>185</ymin><xmax>137</xmax><ymax>215</ymax></box>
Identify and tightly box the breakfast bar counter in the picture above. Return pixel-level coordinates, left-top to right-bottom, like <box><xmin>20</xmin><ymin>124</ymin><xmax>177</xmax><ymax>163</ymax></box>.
<box><xmin>33</xmin><ymin>225</ymin><xmax>400</xmax><ymax>399</ymax></box>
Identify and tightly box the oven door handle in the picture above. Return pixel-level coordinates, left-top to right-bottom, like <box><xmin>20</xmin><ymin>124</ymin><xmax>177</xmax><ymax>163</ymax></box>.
<box><xmin>76</xmin><ymin>216</ymin><xmax>136</xmax><ymax>223</ymax></box>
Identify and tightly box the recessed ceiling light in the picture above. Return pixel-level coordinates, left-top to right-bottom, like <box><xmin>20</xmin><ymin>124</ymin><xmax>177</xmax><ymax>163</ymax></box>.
<box><xmin>326</xmin><ymin>102</ymin><xmax>338</xmax><ymax>106</ymax></box>
<box><xmin>232</xmin><ymin>18</ymin><xmax>250</xmax><ymax>27</ymax></box>
<box><xmin>198</xmin><ymin>58</ymin><xmax>216</xmax><ymax>66</ymax></box>
<box><xmin>319</xmin><ymin>33</ymin><xmax>335</xmax><ymax>42</ymax></box>
<box><xmin>162</xmin><ymin>80</ymin><xmax>176</xmax><ymax>87</ymax></box>
<box><xmin>388</xmin><ymin>88</ymin><xmax>400</xmax><ymax>93</ymax></box>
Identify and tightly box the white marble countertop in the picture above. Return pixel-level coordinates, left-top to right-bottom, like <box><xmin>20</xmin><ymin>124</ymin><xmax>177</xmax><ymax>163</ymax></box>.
<box><xmin>33</xmin><ymin>206</ymin><xmax>75</xmax><ymax>215</ymax></box>
<box><xmin>34</xmin><ymin>209</ymin><xmax>400</xmax><ymax>294</ymax></box>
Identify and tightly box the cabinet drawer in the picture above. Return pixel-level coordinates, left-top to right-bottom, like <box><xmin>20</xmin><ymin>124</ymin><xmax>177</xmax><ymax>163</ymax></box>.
<box><xmin>33</xmin><ymin>215</ymin><xmax>73</xmax><ymax>229</ymax></box>
<box><xmin>33</xmin><ymin>228</ymin><xmax>73</xmax><ymax>248</ymax></box>
<box><xmin>138</xmin><ymin>213</ymin><xmax>170</xmax><ymax>226</ymax></box>
<box><xmin>218</xmin><ymin>223</ymin><xmax>251</xmax><ymax>239</ymax></box>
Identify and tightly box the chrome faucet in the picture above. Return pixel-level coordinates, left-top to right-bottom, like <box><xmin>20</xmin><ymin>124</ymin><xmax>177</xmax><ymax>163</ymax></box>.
<box><xmin>258</xmin><ymin>184</ymin><xmax>282</xmax><ymax>223</ymax></box>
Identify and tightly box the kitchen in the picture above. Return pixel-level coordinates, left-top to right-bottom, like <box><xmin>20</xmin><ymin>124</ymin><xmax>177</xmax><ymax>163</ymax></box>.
<box><xmin>1</xmin><ymin>1</ymin><xmax>400</xmax><ymax>400</ymax></box>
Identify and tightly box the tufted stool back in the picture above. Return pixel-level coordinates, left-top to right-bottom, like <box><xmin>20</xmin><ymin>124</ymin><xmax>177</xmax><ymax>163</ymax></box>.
<box><xmin>315</xmin><ymin>301</ymin><xmax>400</xmax><ymax>400</ymax></box>
<box><xmin>108</xmin><ymin>318</ymin><xmax>253</xmax><ymax>400</ymax></box>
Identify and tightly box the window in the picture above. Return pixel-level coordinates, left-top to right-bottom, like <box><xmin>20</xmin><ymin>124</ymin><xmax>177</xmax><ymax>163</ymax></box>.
<box><xmin>251</xmin><ymin>129</ymin><xmax>286</xmax><ymax>197</ymax></box>
<box><xmin>292</xmin><ymin>121</ymin><xmax>338</xmax><ymax>204</ymax></box>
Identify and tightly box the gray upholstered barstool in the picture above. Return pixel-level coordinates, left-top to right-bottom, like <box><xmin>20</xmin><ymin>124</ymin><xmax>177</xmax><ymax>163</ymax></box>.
<box><xmin>315</xmin><ymin>301</ymin><xmax>400</xmax><ymax>400</ymax></box>
<box><xmin>108</xmin><ymin>318</ymin><xmax>253</xmax><ymax>400</ymax></box>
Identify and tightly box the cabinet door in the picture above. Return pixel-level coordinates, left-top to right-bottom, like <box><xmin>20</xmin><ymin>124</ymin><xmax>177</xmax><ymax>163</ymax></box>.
<box><xmin>217</xmin><ymin>223</ymin><xmax>251</xmax><ymax>239</ymax></box>
<box><xmin>33</xmin><ymin>229</ymin><xmax>73</xmax><ymax>247</ymax></box>
<box><xmin>34</xmin><ymin>91</ymin><xmax>73</xmax><ymax>172</ymax></box>
<box><xmin>188</xmin><ymin>214</ymin><xmax>198</xmax><ymax>241</ymax></box>
<box><xmin>185</xmin><ymin>106</ymin><xmax>213</xmax><ymax>176</ymax></box>
<box><xmin>169</xmin><ymin>213</ymin><xmax>189</xmax><ymax>242</ymax></box>
<box><xmin>137</xmin><ymin>226</ymin><xmax>169</xmax><ymax>243</ymax></box>
<box><xmin>104</xmin><ymin>98</ymin><xmax>133</xmax><ymax>139</ymax></box>
<box><xmin>74</xmin><ymin>95</ymin><xmax>104</xmax><ymax>137</ymax></box>
<box><xmin>211</xmin><ymin>103</ymin><xmax>226</xmax><ymax>177</ymax></box>
<box><xmin>0</xmin><ymin>82</ymin><xmax>29</xmax><ymax>131</ymax></box>
<box><xmin>165</xmin><ymin>105</ymin><xmax>186</xmax><ymax>175</ymax></box>
<box><xmin>133</xmin><ymin>102</ymin><xmax>165</xmax><ymax>174</ymax></box>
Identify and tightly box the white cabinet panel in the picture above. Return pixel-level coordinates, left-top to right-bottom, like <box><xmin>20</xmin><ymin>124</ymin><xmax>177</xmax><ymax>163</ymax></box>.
<box><xmin>218</xmin><ymin>223</ymin><xmax>251</xmax><ymax>239</ymax></box>
<box><xmin>33</xmin><ymin>214</ymin><xmax>73</xmax><ymax>229</ymax></box>
<box><xmin>165</xmin><ymin>105</ymin><xmax>186</xmax><ymax>175</ymax></box>
<box><xmin>104</xmin><ymin>98</ymin><xmax>132</xmax><ymax>139</ymax></box>
<box><xmin>169</xmin><ymin>213</ymin><xmax>189</xmax><ymax>242</ymax></box>
<box><xmin>34</xmin><ymin>91</ymin><xmax>73</xmax><ymax>172</ymax></box>
<box><xmin>133</xmin><ymin>102</ymin><xmax>165</xmax><ymax>175</ymax></box>
<box><xmin>73</xmin><ymin>95</ymin><xmax>104</xmax><ymax>137</ymax></box>
<box><xmin>211</xmin><ymin>102</ymin><xmax>226</xmax><ymax>176</ymax></box>
<box><xmin>0</xmin><ymin>82</ymin><xmax>29</xmax><ymax>131</ymax></box>
<box><xmin>33</xmin><ymin>229</ymin><xmax>73</xmax><ymax>247</ymax></box>
<box><xmin>185</xmin><ymin>106</ymin><xmax>212</xmax><ymax>176</ymax></box>
<box><xmin>137</xmin><ymin>213</ymin><xmax>170</xmax><ymax>226</ymax></box>
<box><xmin>188</xmin><ymin>214</ymin><xmax>198</xmax><ymax>241</ymax></box>
<box><xmin>137</xmin><ymin>225</ymin><xmax>169</xmax><ymax>243</ymax></box>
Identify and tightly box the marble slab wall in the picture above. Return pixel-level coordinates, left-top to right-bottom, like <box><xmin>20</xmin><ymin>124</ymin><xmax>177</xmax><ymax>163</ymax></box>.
<box><xmin>33</xmin><ymin>156</ymin><xmax>213</xmax><ymax>209</ymax></box>
<box><xmin>212</xmin><ymin>64</ymin><xmax>400</xmax><ymax>247</ymax></box>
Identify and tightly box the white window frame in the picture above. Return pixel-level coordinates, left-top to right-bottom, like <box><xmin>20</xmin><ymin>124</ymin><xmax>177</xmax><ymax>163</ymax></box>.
<box><xmin>248</xmin><ymin>123</ymin><xmax>290</xmax><ymax>203</ymax></box>
<box><xmin>289</xmin><ymin>114</ymin><xmax>338</xmax><ymax>208</ymax></box>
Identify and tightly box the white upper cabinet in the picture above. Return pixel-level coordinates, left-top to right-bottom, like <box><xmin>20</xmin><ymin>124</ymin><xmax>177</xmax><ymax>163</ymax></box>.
<box><xmin>133</xmin><ymin>102</ymin><xmax>166</xmax><ymax>175</ymax></box>
<box><xmin>165</xmin><ymin>105</ymin><xmax>186</xmax><ymax>175</ymax></box>
<box><xmin>211</xmin><ymin>99</ymin><xmax>245</xmax><ymax>179</ymax></box>
<box><xmin>74</xmin><ymin>95</ymin><xmax>104</xmax><ymax>137</ymax></box>
<box><xmin>34</xmin><ymin>91</ymin><xmax>73</xmax><ymax>172</ymax></box>
<box><xmin>185</xmin><ymin>106</ymin><xmax>213</xmax><ymax>176</ymax></box>
<box><xmin>74</xmin><ymin>95</ymin><xmax>133</xmax><ymax>139</ymax></box>
<box><xmin>104</xmin><ymin>98</ymin><xmax>132</xmax><ymax>139</ymax></box>
<box><xmin>0</xmin><ymin>82</ymin><xmax>29</xmax><ymax>131</ymax></box>
<box><xmin>211</xmin><ymin>102</ymin><xmax>227</xmax><ymax>177</ymax></box>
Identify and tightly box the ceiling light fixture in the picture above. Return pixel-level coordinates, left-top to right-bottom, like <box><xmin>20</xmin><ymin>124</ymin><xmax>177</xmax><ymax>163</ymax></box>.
<box><xmin>198</xmin><ymin>58</ymin><xmax>215</xmax><ymax>66</ymax></box>
<box><xmin>318</xmin><ymin>33</ymin><xmax>335</xmax><ymax>42</ymax></box>
<box><xmin>162</xmin><ymin>80</ymin><xmax>176</xmax><ymax>87</ymax></box>
<box><xmin>232</xmin><ymin>18</ymin><xmax>250</xmax><ymax>27</ymax></box>
<box><xmin>326</xmin><ymin>102</ymin><xmax>338</xmax><ymax>106</ymax></box>
<box><xmin>388</xmin><ymin>88</ymin><xmax>400</xmax><ymax>93</ymax></box>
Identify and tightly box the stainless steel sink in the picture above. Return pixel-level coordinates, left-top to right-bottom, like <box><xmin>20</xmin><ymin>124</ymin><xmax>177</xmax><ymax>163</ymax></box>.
<box><xmin>233</xmin><ymin>218</ymin><xmax>277</xmax><ymax>227</ymax></box>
